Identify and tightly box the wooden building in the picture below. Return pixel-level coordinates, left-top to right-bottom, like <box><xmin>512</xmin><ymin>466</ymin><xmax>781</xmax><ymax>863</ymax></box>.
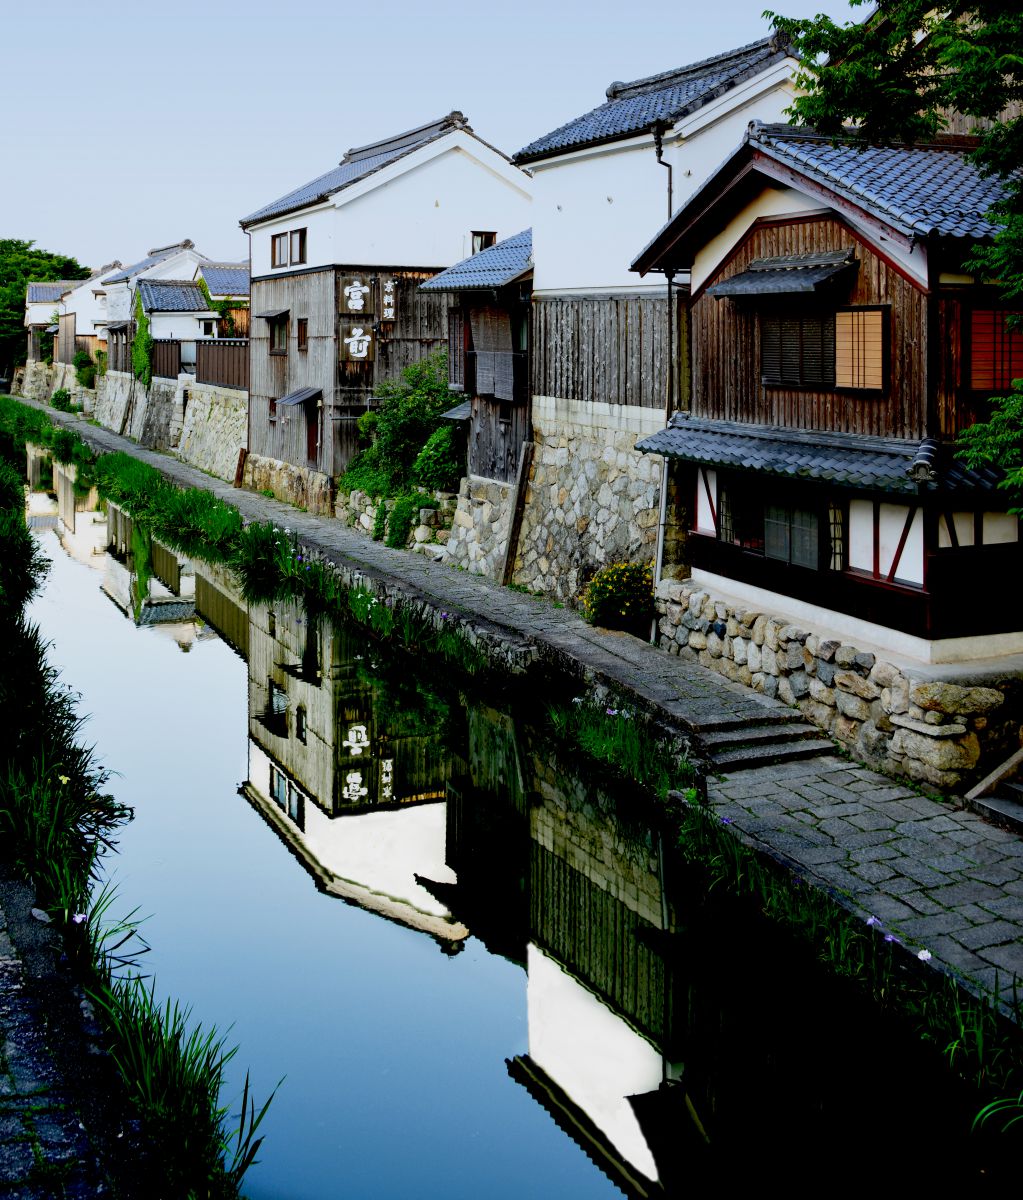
<box><xmin>507</xmin><ymin>37</ymin><xmax>799</xmax><ymax>600</ymax></box>
<box><xmin>419</xmin><ymin>228</ymin><xmax>533</xmax><ymax>484</ymax></box>
<box><xmin>239</xmin><ymin>112</ymin><xmax>531</xmax><ymax>512</ymax></box>
<box><xmin>632</xmin><ymin>122</ymin><xmax>1022</xmax><ymax>655</ymax></box>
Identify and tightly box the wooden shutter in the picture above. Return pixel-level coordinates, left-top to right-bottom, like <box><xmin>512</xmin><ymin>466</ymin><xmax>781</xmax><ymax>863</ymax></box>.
<box><xmin>971</xmin><ymin>309</ymin><xmax>1023</xmax><ymax>391</ymax></box>
<box><xmin>448</xmin><ymin>308</ymin><xmax>464</xmax><ymax>391</ymax></box>
<box><xmin>836</xmin><ymin>309</ymin><xmax>885</xmax><ymax>390</ymax></box>
<box><xmin>761</xmin><ymin>313</ymin><xmax>834</xmax><ymax>386</ymax></box>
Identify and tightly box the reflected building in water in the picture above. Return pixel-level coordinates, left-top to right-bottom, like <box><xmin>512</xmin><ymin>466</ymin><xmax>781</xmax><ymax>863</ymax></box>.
<box><xmin>239</xmin><ymin>597</ymin><xmax>469</xmax><ymax>945</ymax></box>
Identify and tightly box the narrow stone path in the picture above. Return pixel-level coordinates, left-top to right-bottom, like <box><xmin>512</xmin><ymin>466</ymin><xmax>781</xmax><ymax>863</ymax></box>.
<box><xmin>22</xmin><ymin>400</ymin><xmax>1023</xmax><ymax>1012</ymax></box>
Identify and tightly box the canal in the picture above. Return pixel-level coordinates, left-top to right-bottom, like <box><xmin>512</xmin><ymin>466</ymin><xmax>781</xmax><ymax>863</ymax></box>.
<box><xmin>24</xmin><ymin>483</ymin><xmax>1008</xmax><ymax>1195</ymax></box>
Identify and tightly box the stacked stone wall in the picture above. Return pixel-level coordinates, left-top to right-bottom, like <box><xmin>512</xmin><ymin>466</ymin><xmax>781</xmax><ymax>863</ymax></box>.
<box><xmin>335</xmin><ymin>487</ymin><xmax>456</xmax><ymax>557</ymax></box>
<box><xmin>656</xmin><ymin>578</ymin><xmax>1022</xmax><ymax>791</ymax></box>
<box><xmin>443</xmin><ymin>476</ymin><xmax>513</xmax><ymax>579</ymax></box>
<box><xmin>513</xmin><ymin>396</ymin><xmax>664</xmax><ymax>603</ymax></box>
<box><xmin>177</xmin><ymin>384</ymin><xmax>247</xmax><ymax>481</ymax></box>
<box><xmin>243</xmin><ymin>452</ymin><xmax>333</xmax><ymax>516</ymax></box>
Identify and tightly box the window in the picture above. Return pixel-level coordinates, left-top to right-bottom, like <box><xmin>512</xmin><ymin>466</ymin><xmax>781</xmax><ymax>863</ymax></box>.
<box><xmin>269</xmin><ymin>398</ymin><xmax>277</xmax><ymax>422</ymax></box>
<box><xmin>765</xmin><ymin>504</ymin><xmax>819</xmax><ymax>568</ymax></box>
<box><xmin>471</xmin><ymin>231</ymin><xmax>496</xmax><ymax>254</ymax></box>
<box><xmin>971</xmin><ymin>309</ymin><xmax>1023</xmax><ymax>391</ymax></box>
<box><xmin>296</xmin><ymin>706</ymin><xmax>307</xmax><ymax>744</ymax></box>
<box><xmin>761</xmin><ymin>312</ymin><xmax>835</xmax><ymax>387</ymax></box>
<box><xmin>271</xmin><ymin>227</ymin><xmax>307</xmax><ymax>269</ymax></box>
<box><xmin>269</xmin><ymin>316</ymin><xmax>288</xmax><ymax>355</ymax></box>
<box><xmin>835</xmin><ymin>308</ymin><xmax>886</xmax><ymax>390</ymax></box>
<box><xmin>201</xmin><ymin>319</ymin><xmax>215</xmax><ymax>338</ymax></box>
<box><xmin>296</xmin><ymin>318</ymin><xmax>308</xmax><ymax>351</ymax></box>
<box><xmin>447</xmin><ymin>308</ymin><xmax>465</xmax><ymax>390</ymax></box>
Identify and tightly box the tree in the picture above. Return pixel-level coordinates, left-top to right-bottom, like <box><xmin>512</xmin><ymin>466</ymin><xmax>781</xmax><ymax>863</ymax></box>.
<box><xmin>0</xmin><ymin>239</ymin><xmax>90</xmax><ymax>380</ymax></box>
<box><xmin>765</xmin><ymin>1</ymin><xmax>1023</xmax><ymax>505</ymax></box>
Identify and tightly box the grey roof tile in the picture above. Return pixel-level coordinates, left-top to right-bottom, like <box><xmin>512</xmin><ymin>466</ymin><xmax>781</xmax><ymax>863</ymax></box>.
<box><xmin>137</xmin><ymin>279</ymin><xmax>209</xmax><ymax>313</ymax></box>
<box><xmin>241</xmin><ymin>112</ymin><xmax>476</xmax><ymax>227</ymax></box>
<box><xmin>103</xmin><ymin>240</ymin><xmax>197</xmax><ymax>284</ymax></box>
<box><xmin>708</xmin><ymin>249</ymin><xmax>856</xmax><ymax>298</ymax></box>
<box><xmin>752</xmin><ymin>124</ymin><xmax>1010</xmax><ymax>240</ymax></box>
<box><xmin>419</xmin><ymin>229</ymin><xmax>532</xmax><ymax>292</ymax></box>
<box><xmin>636</xmin><ymin>416</ymin><xmax>1001</xmax><ymax>496</ymax></box>
<box><xmin>26</xmin><ymin>280</ymin><xmax>83</xmax><ymax>302</ymax></box>
<box><xmin>198</xmin><ymin>263</ymin><xmax>250</xmax><ymax>296</ymax></box>
<box><xmin>515</xmin><ymin>39</ymin><xmax>785</xmax><ymax>162</ymax></box>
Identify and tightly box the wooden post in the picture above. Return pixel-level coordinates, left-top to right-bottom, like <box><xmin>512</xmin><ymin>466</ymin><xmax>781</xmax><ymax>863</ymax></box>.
<box><xmin>500</xmin><ymin>441</ymin><xmax>534</xmax><ymax>586</ymax></box>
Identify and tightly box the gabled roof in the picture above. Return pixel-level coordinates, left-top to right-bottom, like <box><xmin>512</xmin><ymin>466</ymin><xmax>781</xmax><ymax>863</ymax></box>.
<box><xmin>103</xmin><ymin>240</ymin><xmax>198</xmax><ymax>284</ymax></box>
<box><xmin>632</xmin><ymin>122</ymin><xmax>1012</xmax><ymax>275</ymax></box>
<box><xmin>26</xmin><ymin>280</ymin><xmax>84</xmax><ymax>303</ymax></box>
<box><xmin>241</xmin><ymin>112</ymin><xmax>485</xmax><ymax>227</ymax></box>
<box><xmin>419</xmin><ymin>229</ymin><xmax>532</xmax><ymax>292</ymax></box>
<box><xmin>137</xmin><ymin>279</ymin><xmax>210</xmax><ymax>314</ymax></box>
<box><xmin>197</xmin><ymin>262</ymin><xmax>250</xmax><ymax>297</ymax></box>
<box><xmin>636</xmin><ymin>415</ymin><xmax>1003</xmax><ymax>496</ymax></box>
<box><xmin>514</xmin><ymin>38</ymin><xmax>789</xmax><ymax>163</ymax></box>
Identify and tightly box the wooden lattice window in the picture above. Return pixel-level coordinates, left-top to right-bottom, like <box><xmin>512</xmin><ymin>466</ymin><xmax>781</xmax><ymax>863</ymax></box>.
<box><xmin>761</xmin><ymin>313</ymin><xmax>835</xmax><ymax>387</ymax></box>
<box><xmin>971</xmin><ymin>309</ymin><xmax>1023</xmax><ymax>391</ymax></box>
<box><xmin>835</xmin><ymin>307</ymin><xmax>886</xmax><ymax>391</ymax></box>
<box><xmin>448</xmin><ymin>308</ymin><xmax>465</xmax><ymax>391</ymax></box>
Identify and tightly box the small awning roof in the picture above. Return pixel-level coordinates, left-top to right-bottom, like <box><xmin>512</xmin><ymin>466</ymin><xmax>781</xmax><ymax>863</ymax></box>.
<box><xmin>440</xmin><ymin>399</ymin><xmax>471</xmax><ymax>421</ymax></box>
<box><xmin>707</xmin><ymin>249</ymin><xmax>856</xmax><ymax>299</ymax></box>
<box><xmin>106</xmin><ymin>321</ymin><xmax>130</xmax><ymax>331</ymax></box>
<box><xmin>278</xmin><ymin>386</ymin><xmax>321</xmax><ymax>407</ymax></box>
<box><xmin>255</xmin><ymin>308</ymin><xmax>289</xmax><ymax>320</ymax></box>
<box><xmin>636</xmin><ymin>415</ymin><xmax>1004</xmax><ymax>496</ymax></box>
<box><xmin>45</xmin><ymin>324</ymin><xmax>59</xmax><ymax>333</ymax></box>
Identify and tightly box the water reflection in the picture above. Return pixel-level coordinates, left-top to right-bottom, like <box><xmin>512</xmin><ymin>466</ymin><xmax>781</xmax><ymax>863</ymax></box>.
<box><xmin>24</xmin><ymin>461</ymin><xmax>1002</xmax><ymax>1194</ymax></box>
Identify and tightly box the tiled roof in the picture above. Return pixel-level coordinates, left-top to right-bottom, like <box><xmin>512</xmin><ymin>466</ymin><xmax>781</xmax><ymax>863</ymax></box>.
<box><xmin>241</xmin><ymin>112</ymin><xmax>474</xmax><ymax>227</ymax></box>
<box><xmin>636</xmin><ymin>415</ymin><xmax>1001</xmax><ymax>495</ymax></box>
<box><xmin>103</xmin><ymin>240</ymin><xmax>196</xmax><ymax>284</ymax></box>
<box><xmin>707</xmin><ymin>249</ymin><xmax>856</xmax><ymax>297</ymax></box>
<box><xmin>420</xmin><ymin>229</ymin><xmax>532</xmax><ymax>292</ymax></box>
<box><xmin>751</xmin><ymin>124</ymin><xmax>1010</xmax><ymax>240</ymax></box>
<box><xmin>26</xmin><ymin>281</ymin><xmax>82</xmax><ymax>302</ymax></box>
<box><xmin>137</xmin><ymin>280</ymin><xmax>209</xmax><ymax>313</ymax></box>
<box><xmin>198</xmin><ymin>262</ymin><xmax>250</xmax><ymax>296</ymax></box>
<box><xmin>514</xmin><ymin>39</ymin><xmax>786</xmax><ymax>162</ymax></box>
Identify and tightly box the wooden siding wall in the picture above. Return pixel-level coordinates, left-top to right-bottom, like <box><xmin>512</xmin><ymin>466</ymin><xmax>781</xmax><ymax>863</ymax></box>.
<box><xmin>532</xmin><ymin>292</ymin><xmax>686</xmax><ymax>410</ymax></box>
<box><xmin>57</xmin><ymin>313</ymin><xmax>76</xmax><ymax>365</ymax></box>
<box><xmin>934</xmin><ymin>293</ymin><xmax>1007</xmax><ymax>440</ymax></box>
<box><xmin>471</xmin><ymin>395</ymin><xmax>529</xmax><ymax>483</ymax></box>
<box><xmin>250</xmin><ymin>267</ymin><xmax>451</xmax><ymax>476</ymax></box>
<box><xmin>249</xmin><ymin>269</ymin><xmax>335</xmax><ymax>472</ymax></box>
<box><xmin>195</xmin><ymin>575</ymin><xmax>249</xmax><ymax>658</ymax></box>
<box><xmin>196</xmin><ymin>339</ymin><xmax>249</xmax><ymax>390</ymax></box>
<box><xmin>692</xmin><ymin>217</ymin><xmax>927</xmax><ymax>438</ymax></box>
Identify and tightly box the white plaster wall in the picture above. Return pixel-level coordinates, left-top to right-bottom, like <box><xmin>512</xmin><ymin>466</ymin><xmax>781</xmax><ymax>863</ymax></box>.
<box><xmin>879</xmin><ymin>502</ymin><xmax>923</xmax><ymax>585</ymax></box>
<box><xmin>696</xmin><ymin>467</ymin><xmax>717</xmax><ymax>535</ymax></box>
<box><xmin>149</xmin><ymin>312</ymin><xmax>208</xmax><ymax>340</ymax></box>
<box><xmin>848</xmin><ymin>499</ymin><xmax>873</xmax><ymax>573</ymax></box>
<box><xmin>25</xmin><ymin>299</ymin><xmax>58</xmax><ymax>327</ymax></box>
<box><xmin>247</xmin><ymin>132</ymin><xmax>531</xmax><ymax>276</ymax></box>
<box><xmin>530</xmin><ymin>70</ymin><xmax>797</xmax><ymax>295</ymax></box>
<box><xmin>527</xmin><ymin>945</ymin><xmax>662</xmax><ymax>1185</ymax></box>
<box><xmin>983</xmin><ymin>512</ymin><xmax>1019</xmax><ymax>544</ymax></box>
<box><xmin>61</xmin><ymin>279</ymin><xmax>108</xmax><ymax>338</ymax></box>
<box><xmin>104</xmin><ymin>282</ymin><xmax>132</xmax><ymax>323</ymax></box>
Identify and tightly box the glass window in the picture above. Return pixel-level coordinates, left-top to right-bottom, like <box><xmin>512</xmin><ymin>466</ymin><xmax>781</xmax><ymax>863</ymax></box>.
<box><xmin>270</xmin><ymin>317</ymin><xmax>288</xmax><ymax>355</ymax></box>
<box><xmin>761</xmin><ymin>312</ymin><xmax>836</xmax><ymax>387</ymax></box>
<box><xmin>271</xmin><ymin>233</ymin><xmax>288</xmax><ymax>268</ymax></box>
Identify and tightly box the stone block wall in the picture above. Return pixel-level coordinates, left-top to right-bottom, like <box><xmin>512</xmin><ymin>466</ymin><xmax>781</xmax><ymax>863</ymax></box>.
<box><xmin>656</xmin><ymin>578</ymin><xmax>1022</xmax><ymax>792</ymax></box>
<box><xmin>443</xmin><ymin>475</ymin><xmax>514</xmax><ymax>579</ymax></box>
<box><xmin>243</xmin><ymin>453</ymin><xmax>333</xmax><ymax>516</ymax></box>
<box><xmin>513</xmin><ymin>396</ymin><xmax>665</xmax><ymax>603</ymax></box>
<box><xmin>335</xmin><ymin>487</ymin><xmax>456</xmax><ymax>556</ymax></box>
<box><xmin>177</xmin><ymin>384</ymin><xmax>247</xmax><ymax>481</ymax></box>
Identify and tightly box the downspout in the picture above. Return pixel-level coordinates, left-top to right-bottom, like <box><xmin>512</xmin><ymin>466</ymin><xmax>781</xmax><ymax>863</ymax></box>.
<box><xmin>651</xmin><ymin>124</ymin><xmax>676</xmax><ymax>610</ymax></box>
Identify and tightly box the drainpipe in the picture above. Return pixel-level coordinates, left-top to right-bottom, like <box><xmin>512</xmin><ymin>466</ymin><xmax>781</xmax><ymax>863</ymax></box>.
<box><xmin>651</xmin><ymin>124</ymin><xmax>677</xmax><ymax>607</ymax></box>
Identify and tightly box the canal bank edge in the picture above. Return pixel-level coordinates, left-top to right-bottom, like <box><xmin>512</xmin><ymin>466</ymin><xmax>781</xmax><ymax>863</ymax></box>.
<box><xmin>13</xmin><ymin>395</ymin><xmax>1023</xmax><ymax>1023</ymax></box>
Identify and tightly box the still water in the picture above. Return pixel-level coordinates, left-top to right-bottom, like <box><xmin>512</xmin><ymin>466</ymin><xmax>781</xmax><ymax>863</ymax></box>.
<box><xmin>25</xmin><ymin>489</ymin><xmax>999</xmax><ymax>1196</ymax></box>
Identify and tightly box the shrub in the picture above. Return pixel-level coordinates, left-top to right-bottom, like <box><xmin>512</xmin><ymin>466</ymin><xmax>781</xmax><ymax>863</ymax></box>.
<box><xmin>73</xmin><ymin>349</ymin><xmax>96</xmax><ymax>389</ymax></box>
<box><xmin>132</xmin><ymin>294</ymin><xmax>153</xmax><ymax>388</ymax></box>
<box><xmin>384</xmin><ymin>492</ymin><xmax>438</xmax><ymax>549</ymax></box>
<box><xmin>413</xmin><ymin>424</ymin><xmax>463</xmax><ymax>491</ymax></box>
<box><xmin>580</xmin><ymin>561</ymin><xmax>654</xmax><ymax>633</ymax></box>
<box><xmin>51</xmin><ymin>386</ymin><xmax>74</xmax><ymax>411</ymax></box>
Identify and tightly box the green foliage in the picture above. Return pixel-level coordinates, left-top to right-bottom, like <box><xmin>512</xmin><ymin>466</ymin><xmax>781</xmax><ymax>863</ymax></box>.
<box><xmin>548</xmin><ymin>697</ymin><xmax>693</xmax><ymax>800</ymax></box>
<box><xmin>958</xmin><ymin>380</ymin><xmax>1023</xmax><ymax>513</ymax></box>
<box><xmin>196</xmin><ymin>275</ymin><xmax>245</xmax><ymax>338</ymax></box>
<box><xmin>766</xmin><ymin>0</ymin><xmax>1023</xmax><ymax>502</ymax></box>
<box><xmin>337</xmin><ymin>457</ymin><xmax>392</xmax><ymax>501</ymax></box>
<box><xmin>413</xmin><ymin>424</ymin><xmax>463</xmax><ymax>491</ymax></box>
<box><xmin>372</xmin><ymin>500</ymin><xmax>387</xmax><ymax>541</ymax></box>
<box><xmin>73</xmin><ymin>348</ymin><xmax>96</xmax><ymax>388</ymax></box>
<box><xmin>95</xmin><ymin>348</ymin><xmax>107</xmax><ymax>377</ymax></box>
<box><xmin>132</xmin><ymin>292</ymin><xmax>153</xmax><ymax>388</ymax></box>
<box><xmin>0</xmin><ymin>238</ymin><xmax>89</xmax><ymax>377</ymax></box>
<box><xmin>580</xmin><ymin>561</ymin><xmax>653</xmax><ymax>632</ymax></box>
<box><xmin>51</xmin><ymin>386</ymin><xmax>74</xmax><ymax>411</ymax></box>
<box><xmin>338</xmin><ymin>350</ymin><xmax>450</xmax><ymax>495</ymax></box>
<box><xmin>384</xmin><ymin>492</ymin><xmax>437</xmax><ymax>548</ymax></box>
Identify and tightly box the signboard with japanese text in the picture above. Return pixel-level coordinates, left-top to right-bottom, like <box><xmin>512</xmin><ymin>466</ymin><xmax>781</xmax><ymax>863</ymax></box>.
<box><xmin>377</xmin><ymin>276</ymin><xmax>398</xmax><ymax>324</ymax></box>
<box><xmin>342</xmin><ymin>323</ymin><xmax>375</xmax><ymax>362</ymax></box>
<box><xmin>341</xmin><ymin>276</ymin><xmax>372</xmax><ymax>314</ymax></box>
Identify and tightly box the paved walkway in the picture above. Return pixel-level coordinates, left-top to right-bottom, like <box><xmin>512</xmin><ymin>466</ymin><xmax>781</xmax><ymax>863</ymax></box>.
<box><xmin>19</xmin><ymin>401</ymin><xmax>1023</xmax><ymax>1013</ymax></box>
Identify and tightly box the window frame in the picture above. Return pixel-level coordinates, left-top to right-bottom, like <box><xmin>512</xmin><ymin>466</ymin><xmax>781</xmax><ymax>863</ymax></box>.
<box><xmin>271</xmin><ymin>233</ymin><xmax>288</xmax><ymax>268</ymax></box>
<box><xmin>471</xmin><ymin>231</ymin><xmax>497</xmax><ymax>255</ymax></box>
<box><xmin>967</xmin><ymin>305</ymin><xmax>1023</xmax><ymax>395</ymax></box>
<box><xmin>270</xmin><ymin>227</ymin><xmax>308</xmax><ymax>269</ymax></box>
<box><xmin>290</xmin><ymin>228</ymin><xmax>307</xmax><ymax>265</ymax></box>
<box><xmin>296</xmin><ymin>317</ymin><xmax>308</xmax><ymax>351</ymax></box>
<box><xmin>834</xmin><ymin>304</ymin><xmax>889</xmax><ymax>395</ymax></box>
<box><xmin>760</xmin><ymin>309</ymin><xmax>836</xmax><ymax>390</ymax></box>
<box><xmin>269</xmin><ymin>316</ymin><xmax>288</xmax><ymax>356</ymax></box>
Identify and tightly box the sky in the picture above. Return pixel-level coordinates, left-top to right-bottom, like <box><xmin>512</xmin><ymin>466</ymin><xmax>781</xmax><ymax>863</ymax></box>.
<box><xmin>2</xmin><ymin>0</ymin><xmax>856</xmax><ymax>272</ymax></box>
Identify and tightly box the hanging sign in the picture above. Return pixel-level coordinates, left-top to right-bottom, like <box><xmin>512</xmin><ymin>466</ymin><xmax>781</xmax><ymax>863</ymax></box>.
<box><xmin>378</xmin><ymin>277</ymin><xmax>398</xmax><ymax>324</ymax></box>
<box><xmin>341</xmin><ymin>276</ymin><xmax>372</xmax><ymax>313</ymax></box>
<box><xmin>342</xmin><ymin>324</ymin><xmax>375</xmax><ymax>362</ymax></box>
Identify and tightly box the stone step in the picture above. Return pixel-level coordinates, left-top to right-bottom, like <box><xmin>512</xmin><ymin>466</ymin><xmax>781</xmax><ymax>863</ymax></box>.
<box><xmin>967</xmin><ymin>791</ymin><xmax>1023</xmax><ymax>836</ymax></box>
<box><xmin>696</xmin><ymin>710</ymin><xmax>806</xmax><ymax>734</ymax></box>
<box><xmin>1004</xmin><ymin>780</ymin><xmax>1023</xmax><ymax>801</ymax></box>
<box><xmin>700</xmin><ymin>722</ymin><xmax>823</xmax><ymax>749</ymax></box>
<box><xmin>709</xmin><ymin>737</ymin><xmax>835</xmax><ymax>773</ymax></box>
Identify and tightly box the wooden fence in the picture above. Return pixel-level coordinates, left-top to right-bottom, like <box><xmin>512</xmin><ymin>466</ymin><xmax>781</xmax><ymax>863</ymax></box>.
<box><xmin>151</xmin><ymin>339</ymin><xmax>181</xmax><ymax>379</ymax></box>
<box><xmin>196</xmin><ymin>339</ymin><xmax>249</xmax><ymax>390</ymax></box>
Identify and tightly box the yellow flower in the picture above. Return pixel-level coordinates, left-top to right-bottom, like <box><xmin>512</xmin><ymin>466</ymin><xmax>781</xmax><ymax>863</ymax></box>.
<box><xmin>58</xmin><ymin>775</ymin><xmax>70</xmax><ymax>785</ymax></box>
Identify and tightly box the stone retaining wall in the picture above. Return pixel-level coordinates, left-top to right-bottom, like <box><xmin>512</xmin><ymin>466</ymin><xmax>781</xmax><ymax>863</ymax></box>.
<box><xmin>243</xmin><ymin>452</ymin><xmax>333</xmax><ymax>516</ymax></box>
<box><xmin>655</xmin><ymin>577</ymin><xmax>1022</xmax><ymax>791</ymax></box>
<box><xmin>335</xmin><ymin>487</ymin><xmax>456</xmax><ymax>556</ymax></box>
<box><xmin>177</xmin><ymin>384</ymin><xmax>247</xmax><ymax>481</ymax></box>
<box><xmin>443</xmin><ymin>475</ymin><xmax>514</xmax><ymax>579</ymax></box>
<box><xmin>513</xmin><ymin>396</ymin><xmax>664</xmax><ymax>603</ymax></box>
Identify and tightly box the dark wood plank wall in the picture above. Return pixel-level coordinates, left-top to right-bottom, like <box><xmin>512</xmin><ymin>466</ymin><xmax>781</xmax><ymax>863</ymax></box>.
<box><xmin>532</xmin><ymin>293</ymin><xmax>686</xmax><ymax>410</ymax></box>
<box><xmin>692</xmin><ymin>217</ymin><xmax>927</xmax><ymax>438</ymax></box>
<box><xmin>249</xmin><ymin>269</ymin><xmax>336</xmax><ymax>471</ymax></box>
<box><xmin>195</xmin><ymin>574</ymin><xmax>249</xmax><ymax>659</ymax></box>
<box><xmin>57</xmin><ymin>313</ymin><xmax>76</xmax><ymax>365</ymax></box>
<box><xmin>935</xmin><ymin>292</ymin><xmax>996</xmax><ymax>440</ymax></box>
<box><xmin>470</xmin><ymin>396</ymin><xmax>530</xmax><ymax>482</ymax></box>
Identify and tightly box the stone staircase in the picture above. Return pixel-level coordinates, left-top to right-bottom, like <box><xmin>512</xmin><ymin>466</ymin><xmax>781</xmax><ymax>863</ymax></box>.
<box><xmin>697</xmin><ymin>711</ymin><xmax>835</xmax><ymax>773</ymax></box>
